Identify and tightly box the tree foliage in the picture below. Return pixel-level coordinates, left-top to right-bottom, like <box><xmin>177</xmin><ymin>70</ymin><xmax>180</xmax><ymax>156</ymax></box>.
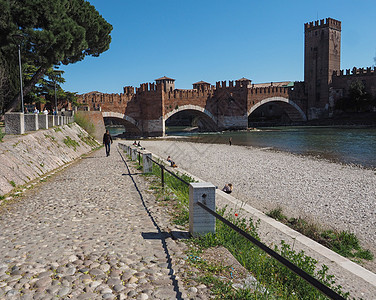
<box><xmin>0</xmin><ymin>0</ymin><xmax>112</xmax><ymax>112</ymax></box>
<box><xmin>335</xmin><ymin>80</ymin><xmax>376</xmax><ymax>112</ymax></box>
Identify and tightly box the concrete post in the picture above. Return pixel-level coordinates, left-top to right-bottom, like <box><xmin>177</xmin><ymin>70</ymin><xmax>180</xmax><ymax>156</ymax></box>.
<box><xmin>142</xmin><ymin>152</ymin><xmax>152</xmax><ymax>173</ymax></box>
<box><xmin>131</xmin><ymin>147</ymin><xmax>137</xmax><ymax>160</ymax></box>
<box><xmin>118</xmin><ymin>143</ymin><xmax>127</xmax><ymax>153</ymax></box>
<box><xmin>189</xmin><ymin>182</ymin><xmax>216</xmax><ymax>237</ymax></box>
<box><xmin>127</xmin><ymin>146</ymin><xmax>131</xmax><ymax>156</ymax></box>
<box><xmin>5</xmin><ymin>112</ymin><xmax>25</xmax><ymax>135</ymax></box>
<box><xmin>55</xmin><ymin>115</ymin><xmax>59</xmax><ymax>126</ymax></box>
<box><xmin>38</xmin><ymin>114</ymin><xmax>48</xmax><ymax>129</ymax></box>
<box><xmin>48</xmin><ymin>115</ymin><xmax>55</xmax><ymax>128</ymax></box>
<box><xmin>24</xmin><ymin>114</ymin><xmax>38</xmax><ymax>132</ymax></box>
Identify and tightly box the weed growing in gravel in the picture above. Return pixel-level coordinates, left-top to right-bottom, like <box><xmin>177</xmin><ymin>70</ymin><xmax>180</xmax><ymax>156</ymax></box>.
<box><xmin>136</xmin><ymin>156</ymin><xmax>193</xmax><ymax>226</ymax></box>
<box><xmin>9</xmin><ymin>180</ymin><xmax>16</xmax><ymax>187</ymax></box>
<box><xmin>0</xmin><ymin>126</ymin><xmax>4</xmax><ymax>142</ymax></box>
<box><xmin>63</xmin><ymin>136</ymin><xmax>80</xmax><ymax>151</ymax></box>
<box><xmin>267</xmin><ymin>207</ymin><xmax>374</xmax><ymax>261</ymax></box>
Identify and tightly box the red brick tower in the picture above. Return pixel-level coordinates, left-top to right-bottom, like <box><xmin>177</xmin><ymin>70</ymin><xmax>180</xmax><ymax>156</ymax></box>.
<box><xmin>304</xmin><ymin>18</ymin><xmax>341</xmax><ymax>119</ymax></box>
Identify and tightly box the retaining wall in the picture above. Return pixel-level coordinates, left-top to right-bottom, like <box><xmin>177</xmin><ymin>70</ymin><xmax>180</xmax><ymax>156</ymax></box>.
<box><xmin>0</xmin><ymin>123</ymin><xmax>100</xmax><ymax>196</ymax></box>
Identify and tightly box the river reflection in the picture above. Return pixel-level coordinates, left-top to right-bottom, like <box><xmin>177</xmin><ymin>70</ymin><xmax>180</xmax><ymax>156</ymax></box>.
<box><xmin>164</xmin><ymin>127</ymin><xmax>376</xmax><ymax>169</ymax></box>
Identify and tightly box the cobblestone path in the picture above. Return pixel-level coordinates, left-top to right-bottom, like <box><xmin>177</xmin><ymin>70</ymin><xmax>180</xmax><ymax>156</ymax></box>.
<box><xmin>0</xmin><ymin>142</ymin><xmax>201</xmax><ymax>299</ymax></box>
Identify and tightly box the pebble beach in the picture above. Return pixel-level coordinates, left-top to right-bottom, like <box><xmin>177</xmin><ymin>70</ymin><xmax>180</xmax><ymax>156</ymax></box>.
<box><xmin>140</xmin><ymin>139</ymin><xmax>376</xmax><ymax>252</ymax></box>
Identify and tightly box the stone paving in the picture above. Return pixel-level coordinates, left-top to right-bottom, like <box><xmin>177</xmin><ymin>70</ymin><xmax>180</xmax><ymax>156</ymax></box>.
<box><xmin>0</xmin><ymin>141</ymin><xmax>209</xmax><ymax>299</ymax></box>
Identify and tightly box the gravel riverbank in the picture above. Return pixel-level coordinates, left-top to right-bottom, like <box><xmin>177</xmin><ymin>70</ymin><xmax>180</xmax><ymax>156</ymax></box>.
<box><xmin>139</xmin><ymin>140</ymin><xmax>376</xmax><ymax>252</ymax></box>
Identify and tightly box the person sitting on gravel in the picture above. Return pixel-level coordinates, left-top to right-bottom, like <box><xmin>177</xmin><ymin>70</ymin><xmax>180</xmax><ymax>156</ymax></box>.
<box><xmin>167</xmin><ymin>156</ymin><xmax>178</xmax><ymax>168</ymax></box>
<box><xmin>222</xmin><ymin>183</ymin><xmax>233</xmax><ymax>194</ymax></box>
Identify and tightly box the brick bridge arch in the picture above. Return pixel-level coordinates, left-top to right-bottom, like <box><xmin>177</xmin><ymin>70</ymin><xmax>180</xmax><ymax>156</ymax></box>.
<box><xmin>248</xmin><ymin>97</ymin><xmax>307</xmax><ymax>122</ymax></box>
<box><xmin>163</xmin><ymin>105</ymin><xmax>218</xmax><ymax>131</ymax></box>
<box><xmin>102</xmin><ymin>111</ymin><xmax>142</xmax><ymax>134</ymax></box>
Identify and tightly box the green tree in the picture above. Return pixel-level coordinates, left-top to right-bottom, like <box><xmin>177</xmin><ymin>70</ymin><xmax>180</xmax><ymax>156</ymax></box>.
<box><xmin>0</xmin><ymin>0</ymin><xmax>112</xmax><ymax>112</ymax></box>
<box><xmin>335</xmin><ymin>80</ymin><xmax>374</xmax><ymax>112</ymax></box>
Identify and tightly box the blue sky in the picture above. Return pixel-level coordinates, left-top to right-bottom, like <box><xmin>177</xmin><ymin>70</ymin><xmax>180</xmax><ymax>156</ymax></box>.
<box><xmin>60</xmin><ymin>0</ymin><xmax>376</xmax><ymax>94</ymax></box>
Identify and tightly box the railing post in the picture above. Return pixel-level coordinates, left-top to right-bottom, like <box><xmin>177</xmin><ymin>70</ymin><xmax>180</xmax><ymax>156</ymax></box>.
<box><xmin>138</xmin><ymin>151</ymin><xmax>141</xmax><ymax>165</ymax></box>
<box><xmin>161</xmin><ymin>165</ymin><xmax>165</xmax><ymax>189</ymax></box>
<box><xmin>131</xmin><ymin>147</ymin><xmax>137</xmax><ymax>160</ymax></box>
<box><xmin>142</xmin><ymin>152</ymin><xmax>152</xmax><ymax>173</ymax></box>
<box><xmin>189</xmin><ymin>182</ymin><xmax>216</xmax><ymax>237</ymax></box>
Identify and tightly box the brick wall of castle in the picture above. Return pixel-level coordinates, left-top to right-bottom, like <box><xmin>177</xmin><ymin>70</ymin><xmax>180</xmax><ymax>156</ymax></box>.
<box><xmin>331</xmin><ymin>67</ymin><xmax>376</xmax><ymax>103</ymax></box>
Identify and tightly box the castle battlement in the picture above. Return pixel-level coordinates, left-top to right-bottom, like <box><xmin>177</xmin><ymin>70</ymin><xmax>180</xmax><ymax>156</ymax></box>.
<box><xmin>215</xmin><ymin>80</ymin><xmax>251</xmax><ymax>89</ymax></box>
<box><xmin>135</xmin><ymin>82</ymin><xmax>160</xmax><ymax>94</ymax></box>
<box><xmin>249</xmin><ymin>86</ymin><xmax>290</xmax><ymax>95</ymax></box>
<box><xmin>304</xmin><ymin>17</ymin><xmax>341</xmax><ymax>32</ymax></box>
<box><xmin>333</xmin><ymin>67</ymin><xmax>376</xmax><ymax>77</ymax></box>
<box><xmin>165</xmin><ymin>88</ymin><xmax>214</xmax><ymax>101</ymax></box>
<box><xmin>123</xmin><ymin>86</ymin><xmax>135</xmax><ymax>95</ymax></box>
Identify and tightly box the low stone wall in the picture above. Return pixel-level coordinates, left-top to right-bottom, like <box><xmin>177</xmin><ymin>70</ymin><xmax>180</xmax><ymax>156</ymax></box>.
<box><xmin>0</xmin><ymin>123</ymin><xmax>100</xmax><ymax>196</ymax></box>
<box><xmin>4</xmin><ymin>112</ymin><xmax>74</xmax><ymax>135</ymax></box>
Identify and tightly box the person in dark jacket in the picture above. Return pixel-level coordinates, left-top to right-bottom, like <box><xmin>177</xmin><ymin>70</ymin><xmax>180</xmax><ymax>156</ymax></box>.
<box><xmin>103</xmin><ymin>130</ymin><xmax>113</xmax><ymax>157</ymax></box>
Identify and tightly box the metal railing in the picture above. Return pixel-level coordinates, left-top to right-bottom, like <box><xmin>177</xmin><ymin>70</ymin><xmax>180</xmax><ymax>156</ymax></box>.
<box><xmin>121</xmin><ymin>143</ymin><xmax>346</xmax><ymax>300</ymax></box>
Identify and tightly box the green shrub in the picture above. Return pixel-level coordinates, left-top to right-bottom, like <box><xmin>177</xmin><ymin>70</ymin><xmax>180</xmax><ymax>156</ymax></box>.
<box><xmin>0</xmin><ymin>126</ymin><xmax>4</xmax><ymax>142</ymax></box>
<box><xmin>74</xmin><ymin>113</ymin><xmax>95</xmax><ymax>136</ymax></box>
<box><xmin>63</xmin><ymin>136</ymin><xmax>80</xmax><ymax>151</ymax></box>
<box><xmin>267</xmin><ymin>207</ymin><xmax>374</xmax><ymax>261</ymax></box>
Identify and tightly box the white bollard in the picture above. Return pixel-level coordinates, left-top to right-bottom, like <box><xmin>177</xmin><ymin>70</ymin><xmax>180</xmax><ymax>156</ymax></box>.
<box><xmin>189</xmin><ymin>182</ymin><xmax>216</xmax><ymax>237</ymax></box>
<box><xmin>142</xmin><ymin>152</ymin><xmax>152</xmax><ymax>173</ymax></box>
<box><xmin>131</xmin><ymin>147</ymin><xmax>137</xmax><ymax>160</ymax></box>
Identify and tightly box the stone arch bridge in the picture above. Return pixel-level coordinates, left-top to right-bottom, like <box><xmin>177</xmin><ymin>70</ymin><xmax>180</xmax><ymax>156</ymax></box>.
<box><xmin>77</xmin><ymin>77</ymin><xmax>307</xmax><ymax>136</ymax></box>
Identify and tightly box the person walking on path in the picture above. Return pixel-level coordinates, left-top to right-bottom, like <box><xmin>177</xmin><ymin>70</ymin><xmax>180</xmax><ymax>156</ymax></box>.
<box><xmin>103</xmin><ymin>129</ymin><xmax>113</xmax><ymax>156</ymax></box>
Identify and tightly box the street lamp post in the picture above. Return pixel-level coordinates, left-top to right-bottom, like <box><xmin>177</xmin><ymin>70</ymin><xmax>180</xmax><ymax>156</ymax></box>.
<box><xmin>12</xmin><ymin>34</ymin><xmax>25</xmax><ymax>113</ymax></box>
<box><xmin>54</xmin><ymin>79</ymin><xmax>57</xmax><ymax>113</ymax></box>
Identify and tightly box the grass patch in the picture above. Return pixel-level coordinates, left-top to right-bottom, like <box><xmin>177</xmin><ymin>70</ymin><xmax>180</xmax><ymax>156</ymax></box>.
<box><xmin>9</xmin><ymin>180</ymin><xmax>16</xmax><ymax>187</ymax></box>
<box><xmin>74</xmin><ymin>113</ymin><xmax>95</xmax><ymax>136</ymax></box>
<box><xmin>0</xmin><ymin>125</ymin><xmax>4</xmax><ymax>142</ymax></box>
<box><xmin>267</xmin><ymin>207</ymin><xmax>374</xmax><ymax>261</ymax></box>
<box><xmin>188</xmin><ymin>210</ymin><xmax>349</xmax><ymax>299</ymax></box>
<box><xmin>63</xmin><ymin>136</ymin><xmax>80</xmax><ymax>151</ymax></box>
<box><xmin>78</xmin><ymin>132</ymin><xmax>100</xmax><ymax>148</ymax></box>
<box><xmin>149</xmin><ymin>160</ymin><xmax>193</xmax><ymax>226</ymax></box>
<box><xmin>131</xmin><ymin>154</ymin><xmax>349</xmax><ymax>298</ymax></box>
<box><xmin>44</xmin><ymin>134</ymin><xmax>55</xmax><ymax>141</ymax></box>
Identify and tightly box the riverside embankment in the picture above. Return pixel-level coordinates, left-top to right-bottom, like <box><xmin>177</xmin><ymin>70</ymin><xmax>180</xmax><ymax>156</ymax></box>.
<box><xmin>139</xmin><ymin>140</ymin><xmax>376</xmax><ymax>257</ymax></box>
<box><xmin>0</xmin><ymin>123</ymin><xmax>100</xmax><ymax>197</ymax></box>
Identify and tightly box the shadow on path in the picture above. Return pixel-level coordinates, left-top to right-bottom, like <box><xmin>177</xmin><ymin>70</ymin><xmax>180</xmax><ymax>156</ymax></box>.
<box><xmin>117</xmin><ymin>146</ymin><xmax>183</xmax><ymax>300</ymax></box>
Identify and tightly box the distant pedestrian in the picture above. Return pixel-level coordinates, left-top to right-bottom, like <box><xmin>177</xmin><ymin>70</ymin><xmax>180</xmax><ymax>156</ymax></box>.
<box><xmin>229</xmin><ymin>137</ymin><xmax>232</xmax><ymax>146</ymax></box>
<box><xmin>103</xmin><ymin>130</ymin><xmax>113</xmax><ymax>157</ymax></box>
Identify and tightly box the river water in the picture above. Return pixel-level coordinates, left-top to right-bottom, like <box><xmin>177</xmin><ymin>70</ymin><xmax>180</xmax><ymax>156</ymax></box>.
<box><xmin>108</xmin><ymin>126</ymin><xmax>376</xmax><ymax>169</ymax></box>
